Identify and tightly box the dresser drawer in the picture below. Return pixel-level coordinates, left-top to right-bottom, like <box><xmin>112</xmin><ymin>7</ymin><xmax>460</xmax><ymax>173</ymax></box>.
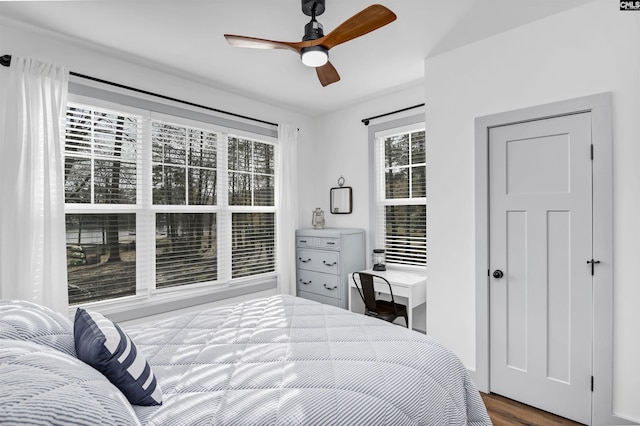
<box><xmin>297</xmin><ymin>249</ymin><xmax>339</xmax><ymax>274</ymax></box>
<box><xmin>296</xmin><ymin>236</ymin><xmax>340</xmax><ymax>249</ymax></box>
<box><xmin>296</xmin><ymin>236</ymin><xmax>314</xmax><ymax>247</ymax></box>
<box><xmin>297</xmin><ymin>270</ymin><xmax>340</xmax><ymax>299</ymax></box>
<box><xmin>318</xmin><ymin>237</ymin><xmax>340</xmax><ymax>249</ymax></box>
<box><xmin>297</xmin><ymin>290</ymin><xmax>341</xmax><ymax>308</ymax></box>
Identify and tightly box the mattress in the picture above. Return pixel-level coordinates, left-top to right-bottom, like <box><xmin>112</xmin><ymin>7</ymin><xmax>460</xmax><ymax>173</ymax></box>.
<box><xmin>125</xmin><ymin>295</ymin><xmax>491</xmax><ymax>425</ymax></box>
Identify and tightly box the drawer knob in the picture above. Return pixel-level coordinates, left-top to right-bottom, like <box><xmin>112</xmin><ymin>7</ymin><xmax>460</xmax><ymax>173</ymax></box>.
<box><xmin>299</xmin><ymin>258</ymin><xmax>311</xmax><ymax>263</ymax></box>
<box><xmin>300</xmin><ymin>279</ymin><xmax>312</xmax><ymax>285</ymax></box>
<box><xmin>322</xmin><ymin>260</ymin><xmax>337</xmax><ymax>266</ymax></box>
<box><xmin>323</xmin><ymin>284</ymin><xmax>338</xmax><ymax>290</ymax></box>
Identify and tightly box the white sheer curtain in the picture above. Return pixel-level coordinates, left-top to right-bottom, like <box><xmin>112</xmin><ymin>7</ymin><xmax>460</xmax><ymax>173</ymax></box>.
<box><xmin>0</xmin><ymin>57</ymin><xmax>69</xmax><ymax>314</ymax></box>
<box><xmin>277</xmin><ymin>124</ymin><xmax>299</xmax><ymax>295</ymax></box>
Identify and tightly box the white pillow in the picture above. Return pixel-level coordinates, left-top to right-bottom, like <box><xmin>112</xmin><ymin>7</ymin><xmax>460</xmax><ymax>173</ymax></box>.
<box><xmin>0</xmin><ymin>300</ymin><xmax>76</xmax><ymax>356</ymax></box>
<box><xmin>0</xmin><ymin>339</ymin><xmax>141</xmax><ymax>425</ymax></box>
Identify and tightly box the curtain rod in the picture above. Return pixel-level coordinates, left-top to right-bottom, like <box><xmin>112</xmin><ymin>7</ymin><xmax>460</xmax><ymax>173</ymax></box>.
<box><xmin>0</xmin><ymin>54</ymin><xmax>278</xmax><ymax>128</ymax></box>
<box><xmin>361</xmin><ymin>103</ymin><xmax>425</xmax><ymax>126</ymax></box>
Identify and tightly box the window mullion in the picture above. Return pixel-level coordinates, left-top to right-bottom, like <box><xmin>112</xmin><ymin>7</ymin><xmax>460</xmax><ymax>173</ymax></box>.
<box><xmin>138</xmin><ymin>114</ymin><xmax>153</xmax><ymax>296</ymax></box>
<box><xmin>408</xmin><ymin>132</ymin><xmax>413</xmax><ymax>196</ymax></box>
<box><xmin>184</xmin><ymin>131</ymin><xmax>190</xmax><ymax>206</ymax></box>
<box><xmin>374</xmin><ymin>137</ymin><xmax>385</xmax><ymax>251</ymax></box>
<box><xmin>90</xmin><ymin>110</ymin><xmax>96</xmax><ymax>204</ymax></box>
<box><xmin>251</xmin><ymin>141</ymin><xmax>255</xmax><ymax>206</ymax></box>
<box><xmin>218</xmin><ymin>132</ymin><xmax>231</xmax><ymax>283</ymax></box>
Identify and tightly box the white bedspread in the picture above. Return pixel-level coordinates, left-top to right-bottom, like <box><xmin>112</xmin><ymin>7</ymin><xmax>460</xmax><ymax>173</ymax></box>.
<box><xmin>126</xmin><ymin>295</ymin><xmax>491</xmax><ymax>425</ymax></box>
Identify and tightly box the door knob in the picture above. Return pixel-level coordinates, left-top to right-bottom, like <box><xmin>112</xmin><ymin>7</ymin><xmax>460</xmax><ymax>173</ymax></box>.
<box><xmin>492</xmin><ymin>270</ymin><xmax>504</xmax><ymax>279</ymax></box>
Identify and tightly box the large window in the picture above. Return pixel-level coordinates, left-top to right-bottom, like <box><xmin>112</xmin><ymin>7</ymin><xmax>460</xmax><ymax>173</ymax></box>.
<box><xmin>373</xmin><ymin>122</ymin><xmax>426</xmax><ymax>267</ymax></box>
<box><xmin>64</xmin><ymin>100</ymin><xmax>277</xmax><ymax>305</ymax></box>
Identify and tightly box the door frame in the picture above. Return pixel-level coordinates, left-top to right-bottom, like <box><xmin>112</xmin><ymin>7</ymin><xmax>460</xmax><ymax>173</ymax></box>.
<box><xmin>474</xmin><ymin>93</ymin><xmax>627</xmax><ymax>425</ymax></box>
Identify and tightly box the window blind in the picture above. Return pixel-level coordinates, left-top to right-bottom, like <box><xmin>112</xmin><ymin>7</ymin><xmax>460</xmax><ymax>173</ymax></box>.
<box><xmin>151</xmin><ymin>120</ymin><xmax>218</xmax><ymax>206</ymax></box>
<box><xmin>231</xmin><ymin>212</ymin><xmax>275</xmax><ymax>278</ymax></box>
<box><xmin>66</xmin><ymin>213</ymin><xmax>137</xmax><ymax>304</ymax></box>
<box><xmin>155</xmin><ymin>212</ymin><xmax>217</xmax><ymax>288</ymax></box>
<box><xmin>65</xmin><ymin>104</ymin><xmax>141</xmax><ymax>205</ymax></box>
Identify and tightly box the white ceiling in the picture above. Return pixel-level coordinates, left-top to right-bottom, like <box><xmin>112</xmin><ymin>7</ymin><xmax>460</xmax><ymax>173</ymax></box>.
<box><xmin>0</xmin><ymin>0</ymin><xmax>591</xmax><ymax>116</ymax></box>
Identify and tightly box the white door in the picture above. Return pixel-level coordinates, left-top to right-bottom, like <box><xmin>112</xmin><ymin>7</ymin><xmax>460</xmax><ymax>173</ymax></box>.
<box><xmin>489</xmin><ymin>113</ymin><xmax>593</xmax><ymax>424</ymax></box>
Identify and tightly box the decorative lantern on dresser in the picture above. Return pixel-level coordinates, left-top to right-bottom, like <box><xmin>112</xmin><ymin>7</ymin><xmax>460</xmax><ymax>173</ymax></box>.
<box><xmin>296</xmin><ymin>228</ymin><xmax>365</xmax><ymax>309</ymax></box>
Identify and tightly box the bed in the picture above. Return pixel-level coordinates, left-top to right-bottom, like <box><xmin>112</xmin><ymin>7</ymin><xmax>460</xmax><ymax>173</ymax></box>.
<box><xmin>0</xmin><ymin>295</ymin><xmax>491</xmax><ymax>425</ymax></box>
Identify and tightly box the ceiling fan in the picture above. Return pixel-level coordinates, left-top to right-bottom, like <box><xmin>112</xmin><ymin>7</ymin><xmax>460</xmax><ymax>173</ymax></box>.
<box><xmin>224</xmin><ymin>0</ymin><xmax>397</xmax><ymax>87</ymax></box>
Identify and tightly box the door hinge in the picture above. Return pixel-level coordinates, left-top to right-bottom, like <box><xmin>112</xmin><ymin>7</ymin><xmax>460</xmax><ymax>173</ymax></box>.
<box><xmin>591</xmin><ymin>144</ymin><xmax>594</xmax><ymax>160</ymax></box>
<box><xmin>591</xmin><ymin>376</ymin><xmax>594</xmax><ymax>392</ymax></box>
<box><xmin>587</xmin><ymin>259</ymin><xmax>601</xmax><ymax>275</ymax></box>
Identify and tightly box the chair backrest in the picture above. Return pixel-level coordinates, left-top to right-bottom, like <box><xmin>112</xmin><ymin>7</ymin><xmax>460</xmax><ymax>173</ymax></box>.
<box><xmin>352</xmin><ymin>272</ymin><xmax>394</xmax><ymax>313</ymax></box>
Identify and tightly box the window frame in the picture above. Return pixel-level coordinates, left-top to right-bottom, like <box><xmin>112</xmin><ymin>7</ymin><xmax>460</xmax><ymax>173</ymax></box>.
<box><xmin>368</xmin><ymin>113</ymin><xmax>426</xmax><ymax>272</ymax></box>
<box><xmin>65</xmin><ymin>89</ymin><xmax>278</xmax><ymax>318</ymax></box>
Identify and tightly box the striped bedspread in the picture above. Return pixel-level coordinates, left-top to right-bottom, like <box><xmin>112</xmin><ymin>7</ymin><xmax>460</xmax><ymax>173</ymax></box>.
<box><xmin>126</xmin><ymin>295</ymin><xmax>491</xmax><ymax>425</ymax></box>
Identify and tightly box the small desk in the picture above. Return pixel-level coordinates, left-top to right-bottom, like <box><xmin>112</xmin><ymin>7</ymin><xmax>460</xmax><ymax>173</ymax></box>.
<box><xmin>349</xmin><ymin>268</ymin><xmax>426</xmax><ymax>330</ymax></box>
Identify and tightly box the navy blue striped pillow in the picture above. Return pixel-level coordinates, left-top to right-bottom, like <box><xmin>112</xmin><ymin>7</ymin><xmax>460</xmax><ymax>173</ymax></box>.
<box><xmin>73</xmin><ymin>308</ymin><xmax>162</xmax><ymax>406</ymax></box>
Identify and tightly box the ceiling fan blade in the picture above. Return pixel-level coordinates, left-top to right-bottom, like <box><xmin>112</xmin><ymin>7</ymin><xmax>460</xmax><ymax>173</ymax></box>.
<box><xmin>224</xmin><ymin>34</ymin><xmax>302</xmax><ymax>53</ymax></box>
<box><xmin>320</xmin><ymin>4</ymin><xmax>397</xmax><ymax>50</ymax></box>
<box><xmin>316</xmin><ymin>61</ymin><xmax>340</xmax><ymax>87</ymax></box>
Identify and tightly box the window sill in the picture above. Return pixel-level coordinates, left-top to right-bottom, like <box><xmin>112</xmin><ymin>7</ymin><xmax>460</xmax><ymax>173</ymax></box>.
<box><xmin>67</xmin><ymin>275</ymin><xmax>276</xmax><ymax>322</ymax></box>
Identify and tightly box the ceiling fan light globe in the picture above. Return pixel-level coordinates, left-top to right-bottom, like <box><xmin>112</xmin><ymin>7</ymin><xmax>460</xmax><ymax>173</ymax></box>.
<box><xmin>301</xmin><ymin>46</ymin><xmax>328</xmax><ymax>67</ymax></box>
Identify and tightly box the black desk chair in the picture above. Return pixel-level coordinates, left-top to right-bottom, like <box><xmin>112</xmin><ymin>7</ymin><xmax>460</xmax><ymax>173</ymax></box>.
<box><xmin>351</xmin><ymin>272</ymin><xmax>408</xmax><ymax>327</ymax></box>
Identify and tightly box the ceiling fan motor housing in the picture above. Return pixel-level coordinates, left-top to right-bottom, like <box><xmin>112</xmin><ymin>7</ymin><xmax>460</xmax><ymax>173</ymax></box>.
<box><xmin>303</xmin><ymin>20</ymin><xmax>324</xmax><ymax>41</ymax></box>
<box><xmin>302</xmin><ymin>0</ymin><xmax>325</xmax><ymax>17</ymax></box>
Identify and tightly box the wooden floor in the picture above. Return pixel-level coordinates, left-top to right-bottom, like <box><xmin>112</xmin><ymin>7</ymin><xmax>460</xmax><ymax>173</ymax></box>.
<box><xmin>482</xmin><ymin>393</ymin><xmax>585</xmax><ymax>426</ymax></box>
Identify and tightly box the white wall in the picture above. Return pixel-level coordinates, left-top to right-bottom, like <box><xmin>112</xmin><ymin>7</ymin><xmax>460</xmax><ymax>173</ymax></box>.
<box><xmin>424</xmin><ymin>1</ymin><xmax>640</xmax><ymax>421</ymax></box>
<box><xmin>300</xmin><ymin>84</ymin><xmax>425</xmax><ymax>242</ymax></box>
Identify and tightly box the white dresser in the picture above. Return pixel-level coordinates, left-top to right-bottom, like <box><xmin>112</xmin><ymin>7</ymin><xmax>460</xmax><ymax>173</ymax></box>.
<box><xmin>296</xmin><ymin>228</ymin><xmax>365</xmax><ymax>309</ymax></box>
